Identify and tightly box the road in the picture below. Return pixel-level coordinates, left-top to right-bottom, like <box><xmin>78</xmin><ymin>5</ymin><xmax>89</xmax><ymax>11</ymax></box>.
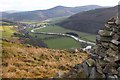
<box><xmin>30</xmin><ymin>25</ymin><xmax>96</xmax><ymax>45</ymax></box>
<box><xmin>31</xmin><ymin>26</ymin><xmax>46</xmax><ymax>32</ymax></box>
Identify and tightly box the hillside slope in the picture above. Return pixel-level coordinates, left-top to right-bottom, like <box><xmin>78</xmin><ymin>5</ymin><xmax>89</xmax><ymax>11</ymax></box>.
<box><xmin>1</xmin><ymin>23</ymin><xmax>88</xmax><ymax>78</ymax></box>
<box><xmin>2</xmin><ymin>5</ymin><xmax>102</xmax><ymax>21</ymax></box>
<box><xmin>57</xmin><ymin>6</ymin><xmax>117</xmax><ymax>34</ymax></box>
<box><xmin>2</xmin><ymin>42</ymin><xmax>88</xmax><ymax>78</ymax></box>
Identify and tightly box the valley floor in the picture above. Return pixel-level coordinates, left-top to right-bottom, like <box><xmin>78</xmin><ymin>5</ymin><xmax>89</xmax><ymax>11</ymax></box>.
<box><xmin>26</xmin><ymin>23</ymin><xmax>96</xmax><ymax>49</ymax></box>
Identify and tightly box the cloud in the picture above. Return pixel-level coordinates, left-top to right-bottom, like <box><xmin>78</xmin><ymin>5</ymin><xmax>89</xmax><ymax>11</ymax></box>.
<box><xmin>0</xmin><ymin>0</ymin><xmax>119</xmax><ymax>11</ymax></box>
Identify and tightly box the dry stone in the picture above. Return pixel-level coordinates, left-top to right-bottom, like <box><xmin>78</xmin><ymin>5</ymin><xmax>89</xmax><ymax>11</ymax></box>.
<box><xmin>60</xmin><ymin>17</ymin><xmax>120</xmax><ymax>79</ymax></box>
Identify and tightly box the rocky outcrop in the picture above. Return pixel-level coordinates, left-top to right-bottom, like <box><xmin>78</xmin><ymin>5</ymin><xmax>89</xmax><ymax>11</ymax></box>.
<box><xmin>59</xmin><ymin>17</ymin><xmax>120</xmax><ymax>79</ymax></box>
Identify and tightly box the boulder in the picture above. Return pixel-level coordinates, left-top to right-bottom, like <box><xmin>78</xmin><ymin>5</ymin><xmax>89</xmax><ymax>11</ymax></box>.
<box><xmin>110</xmin><ymin>43</ymin><xmax>119</xmax><ymax>51</ymax></box>
<box><xmin>86</xmin><ymin>58</ymin><xmax>95</xmax><ymax>67</ymax></box>
<box><xmin>82</xmin><ymin>62</ymin><xmax>89</xmax><ymax>76</ymax></box>
<box><xmin>113</xmin><ymin>34</ymin><xmax>120</xmax><ymax>41</ymax></box>
<box><xmin>96</xmin><ymin>63</ymin><xmax>103</xmax><ymax>74</ymax></box>
<box><xmin>112</xmin><ymin>27</ymin><xmax>119</xmax><ymax>32</ymax></box>
<box><xmin>107</xmin><ymin>75</ymin><xmax>118</xmax><ymax>80</ymax></box>
<box><xmin>56</xmin><ymin>71</ymin><xmax>66</xmax><ymax>78</ymax></box>
<box><xmin>101</xmin><ymin>42</ymin><xmax>109</xmax><ymax>48</ymax></box>
<box><xmin>96</xmin><ymin>47</ymin><xmax>107</xmax><ymax>57</ymax></box>
<box><xmin>77</xmin><ymin>71</ymin><xmax>87</xmax><ymax>78</ymax></box>
<box><xmin>98</xmin><ymin>30</ymin><xmax>114</xmax><ymax>37</ymax></box>
<box><xmin>105</xmin><ymin>23</ymin><xmax>112</xmax><ymax>29</ymax></box>
<box><xmin>107</xmin><ymin>21</ymin><xmax>115</xmax><ymax>25</ymax></box>
<box><xmin>89</xmin><ymin>67</ymin><xmax>96</xmax><ymax>78</ymax></box>
<box><xmin>104</xmin><ymin>56</ymin><xmax>119</xmax><ymax>62</ymax></box>
<box><xmin>99</xmin><ymin>36</ymin><xmax>112</xmax><ymax>42</ymax></box>
<box><xmin>106</xmin><ymin>48</ymin><xmax>117</xmax><ymax>57</ymax></box>
<box><xmin>103</xmin><ymin>63</ymin><xmax>118</xmax><ymax>75</ymax></box>
<box><xmin>98</xmin><ymin>59</ymin><xmax>108</xmax><ymax>68</ymax></box>
<box><xmin>117</xmin><ymin>67</ymin><xmax>120</xmax><ymax>76</ymax></box>
<box><xmin>111</xmin><ymin>39</ymin><xmax>120</xmax><ymax>45</ymax></box>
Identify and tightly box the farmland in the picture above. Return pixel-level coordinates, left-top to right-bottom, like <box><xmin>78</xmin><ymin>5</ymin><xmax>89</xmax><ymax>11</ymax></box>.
<box><xmin>1</xmin><ymin>26</ymin><xmax>16</xmax><ymax>38</ymax></box>
<box><xmin>26</xmin><ymin>23</ymin><xmax>96</xmax><ymax>49</ymax></box>
<box><xmin>34</xmin><ymin>25</ymin><xmax>96</xmax><ymax>42</ymax></box>
<box><xmin>44</xmin><ymin>37</ymin><xmax>81</xmax><ymax>49</ymax></box>
<box><xmin>1</xmin><ymin>20</ymin><xmax>96</xmax><ymax>49</ymax></box>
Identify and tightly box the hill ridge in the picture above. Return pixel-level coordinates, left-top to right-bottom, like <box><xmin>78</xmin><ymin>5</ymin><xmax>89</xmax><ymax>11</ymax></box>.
<box><xmin>2</xmin><ymin>5</ymin><xmax>102</xmax><ymax>21</ymax></box>
<box><xmin>57</xmin><ymin>6</ymin><xmax>118</xmax><ymax>34</ymax></box>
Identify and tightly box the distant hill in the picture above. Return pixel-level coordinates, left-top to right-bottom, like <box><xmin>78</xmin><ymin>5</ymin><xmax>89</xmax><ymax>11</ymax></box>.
<box><xmin>57</xmin><ymin>6</ymin><xmax>117</xmax><ymax>34</ymax></box>
<box><xmin>2</xmin><ymin>5</ymin><xmax>102</xmax><ymax>21</ymax></box>
<box><xmin>0</xmin><ymin>12</ymin><xmax>9</xmax><ymax>18</ymax></box>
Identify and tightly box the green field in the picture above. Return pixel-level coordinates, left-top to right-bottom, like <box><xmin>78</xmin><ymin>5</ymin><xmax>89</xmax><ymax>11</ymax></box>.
<box><xmin>1</xmin><ymin>26</ymin><xmax>15</xmax><ymax>38</ymax></box>
<box><xmin>34</xmin><ymin>25</ymin><xmax>96</xmax><ymax>42</ymax></box>
<box><xmin>0</xmin><ymin>26</ymin><xmax>17</xmax><ymax>47</ymax></box>
<box><xmin>26</xmin><ymin>23</ymin><xmax>96</xmax><ymax>49</ymax></box>
<box><xmin>44</xmin><ymin>37</ymin><xmax>81</xmax><ymax>49</ymax></box>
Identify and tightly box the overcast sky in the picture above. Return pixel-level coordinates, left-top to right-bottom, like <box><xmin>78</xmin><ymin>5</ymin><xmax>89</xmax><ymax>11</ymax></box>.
<box><xmin>0</xmin><ymin>0</ymin><xmax>120</xmax><ymax>11</ymax></box>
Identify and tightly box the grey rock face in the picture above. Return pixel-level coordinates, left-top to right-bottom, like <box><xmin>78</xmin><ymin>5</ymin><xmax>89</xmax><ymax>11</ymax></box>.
<box><xmin>82</xmin><ymin>62</ymin><xmax>89</xmax><ymax>76</ymax></box>
<box><xmin>89</xmin><ymin>67</ymin><xmax>96</xmax><ymax>78</ymax></box>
